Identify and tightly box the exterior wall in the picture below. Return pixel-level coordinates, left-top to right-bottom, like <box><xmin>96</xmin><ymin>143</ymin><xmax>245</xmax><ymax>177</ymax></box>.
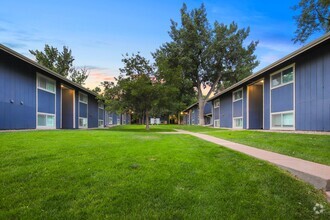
<box><xmin>248</xmin><ymin>85</ymin><xmax>263</xmax><ymax>129</ymax></box>
<box><xmin>264</xmin><ymin>76</ymin><xmax>271</xmax><ymax>129</ymax></box>
<box><xmin>0</xmin><ymin>51</ymin><xmax>36</xmax><ymax>129</ymax></box>
<box><xmin>88</xmin><ymin>94</ymin><xmax>98</xmax><ymax>128</ymax></box>
<box><xmin>295</xmin><ymin>45</ymin><xmax>330</xmax><ymax>131</ymax></box>
<box><xmin>220</xmin><ymin>93</ymin><xmax>232</xmax><ymax>128</ymax></box>
<box><xmin>0</xmin><ymin>52</ymin><xmax>36</xmax><ymax>129</ymax></box>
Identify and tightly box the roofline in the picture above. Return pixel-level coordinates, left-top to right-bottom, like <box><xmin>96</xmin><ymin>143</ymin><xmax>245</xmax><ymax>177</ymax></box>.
<box><xmin>182</xmin><ymin>102</ymin><xmax>198</xmax><ymax>112</ymax></box>
<box><xmin>0</xmin><ymin>44</ymin><xmax>98</xmax><ymax>96</ymax></box>
<box><xmin>208</xmin><ymin>32</ymin><xmax>330</xmax><ymax>101</ymax></box>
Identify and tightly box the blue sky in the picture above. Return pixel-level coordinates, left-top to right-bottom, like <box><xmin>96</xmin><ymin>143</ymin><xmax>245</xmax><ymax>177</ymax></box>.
<box><xmin>0</xmin><ymin>0</ymin><xmax>322</xmax><ymax>89</ymax></box>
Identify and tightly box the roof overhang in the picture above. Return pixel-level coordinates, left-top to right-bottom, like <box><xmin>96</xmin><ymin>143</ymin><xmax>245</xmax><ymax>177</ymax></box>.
<box><xmin>0</xmin><ymin>44</ymin><xmax>98</xmax><ymax>97</ymax></box>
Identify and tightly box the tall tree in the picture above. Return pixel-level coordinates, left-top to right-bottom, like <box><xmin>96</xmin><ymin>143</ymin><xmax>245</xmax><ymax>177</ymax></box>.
<box><xmin>293</xmin><ymin>0</ymin><xmax>330</xmax><ymax>43</ymax></box>
<box><xmin>69</xmin><ymin>66</ymin><xmax>89</xmax><ymax>85</ymax></box>
<box><xmin>102</xmin><ymin>53</ymin><xmax>163</xmax><ymax>130</ymax></box>
<box><xmin>153</xmin><ymin>42</ymin><xmax>196</xmax><ymax>117</ymax></box>
<box><xmin>30</xmin><ymin>44</ymin><xmax>89</xmax><ymax>85</ymax></box>
<box><xmin>162</xmin><ymin>4</ymin><xmax>258</xmax><ymax>125</ymax></box>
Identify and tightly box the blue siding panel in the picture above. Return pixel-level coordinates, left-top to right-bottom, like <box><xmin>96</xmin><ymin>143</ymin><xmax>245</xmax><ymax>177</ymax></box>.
<box><xmin>204</xmin><ymin>102</ymin><xmax>212</xmax><ymax>114</ymax></box>
<box><xmin>98</xmin><ymin>108</ymin><xmax>104</xmax><ymax>120</ymax></box>
<box><xmin>264</xmin><ymin>76</ymin><xmax>270</xmax><ymax>129</ymax></box>
<box><xmin>0</xmin><ymin>53</ymin><xmax>36</xmax><ymax>129</ymax></box>
<box><xmin>295</xmin><ymin>44</ymin><xmax>330</xmax><ymax>131</ymax></box>
<box><xmin>38</xmin><ymin>89</ymin><xmax>55</xmax><ymax>114</ymax></box>
<box><xmin>79</xmin><ymin>103</ymin><xmax>88</xmax><ymax>118</ymax></box>
<box><xmin>56</xmin><ymin>84</ymin><xmax>61</xmax><ymax>128</ymax></box>
<box><xmin>243</xmin><ymin>87</ymin><xmax>247</xmax><ymax>129</ymax></box>
<box><xmin>248</xmin><ymin>85</ymin><xmax>263</xmax><ymax>129</ymax></box>
<box><xmin>233</xmin><ymin>100</ymin><xmax>242</xmax><ymax>117</ymax></box>
<box><xmin>61</xmin><ymin>88</ymin><xmax>74</xmax><ymax>129</ymax></box>
<box><xmin>220</xmin><ymin>93</ymin><xmax>232</xmax><ymax>128</ymax></box>
<box><xmin>88</xmin><ymin>95</ymin><xmax>98</xmax><ymax>128</ymax></box>
<box><xmin>271</xmin><ymin>84</ymin><xmax>293</xmax><ymax>113</ymax></box>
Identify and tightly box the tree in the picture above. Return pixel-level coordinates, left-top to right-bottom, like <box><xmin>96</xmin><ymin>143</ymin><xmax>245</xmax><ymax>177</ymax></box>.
<box><xmin>102</xmin><ymin>53</ymin><xmax>163</xmax><ymax>130</ymax></box>
<box><xmin>293</xmin><ymin>0</ymin><xmax>330</xmax><ymax>43</ymax></box>
<box><xmin>30</xmin><ymin>44</ymin><xmax>89</xmax><ymax>85</ymax></box>
<box><xmin>161</xmin><ymin>4</ymin><xmax>258</xmax><ymax>125</ymax></box>
<box><xmin>153</xmin><ymin>42</ymin><xmax>196</xmax><ymax>119</ymax></box>
<box><xmin>69</xmin><ymin>66</ymin><xmax>89</xmax><ymax>86</ymax></box>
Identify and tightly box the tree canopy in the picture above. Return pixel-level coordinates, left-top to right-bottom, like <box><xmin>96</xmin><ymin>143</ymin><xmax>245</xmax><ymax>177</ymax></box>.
<box><xmin>293</xmin><ymin>0</ymin><xmax>330</xmax><ymax>43</ymax></box>
<box><xmin>155</xmin><ymin>4</ymin><xmax>259</xmax><ymax>125</ymax></box>
<box><xmin>30</xmin><ymin>44</ymin><xmax>89</xmax><ymax>85</ymax></box>
<box><xmin>102</xmin><ymin>53</ymin><xmax>168</xmax><ymax>130</ymax></box>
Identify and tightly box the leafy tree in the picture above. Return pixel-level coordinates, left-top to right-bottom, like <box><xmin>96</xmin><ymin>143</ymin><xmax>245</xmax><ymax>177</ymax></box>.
<box><xmin>160</xmin><ymin>4</ymin><xmax>258</xmax><ymax>125</ymax></box>
<box><xmin>91</xmin><ymin>86</ymin><xmax>101</xmax><ymax>94</ymax></box>
<box><xmin>293</xmin><ymin>0</ymin><xmax>330</xmax><ymax>43</ymax></box>
<box><xmin>30</xmin><ymin>44</ymin><xmax>89</xmax><ymax>85</ymax></box>
<box><xmin>102</xmin><ymin>53</ymin><xmax>164</xmax><ymax>130</ymax></box>
<box><xmin>69</xmin><ymin>67</ymin><xmax>89</xmax><ymax>86</ymax></box>
<box><xmin>153</xmin><ymin>42</ymin><xmax>196</xmax><ymax>118</ymax></box>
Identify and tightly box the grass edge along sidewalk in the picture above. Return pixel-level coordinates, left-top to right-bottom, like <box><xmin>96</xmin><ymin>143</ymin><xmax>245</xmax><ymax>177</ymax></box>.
<box><xmin>0</xmin><ymin>128</ymin><xmax>329</xmax><ymax>218</ymax></box>
<box><xmin>171</xmin><ymin>125</ymin><xmax>330</xmax><ymax>166</ymax></box>
<box><xmin>175</xmin><ymin>129</ymin><xmax>330</xmax><ymax>201</ymax></box>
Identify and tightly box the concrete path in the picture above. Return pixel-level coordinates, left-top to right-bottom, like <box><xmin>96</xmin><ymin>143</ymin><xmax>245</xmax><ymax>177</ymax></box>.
<box><xmin>175</xmin><ymin>129</ymin><xmax>330</xmax><ymax>201</ymax></box>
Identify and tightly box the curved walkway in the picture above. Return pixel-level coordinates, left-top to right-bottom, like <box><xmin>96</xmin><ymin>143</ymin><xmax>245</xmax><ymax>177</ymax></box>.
<box><xmin>174</xmin><ymin>129</ymin><xmax>330</xmax><ymax>201</ymax></box>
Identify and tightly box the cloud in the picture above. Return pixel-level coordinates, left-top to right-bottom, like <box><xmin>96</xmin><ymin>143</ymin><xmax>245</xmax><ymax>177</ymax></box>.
<box><xmin>84</xmin><ymin>67</ymin><xmax>118</xmax><ymax>89</ymax></box>
<box><xmin>2</xmin><ymin>42</ymin><xmax>27</xmax><ymax>49</ymax></box>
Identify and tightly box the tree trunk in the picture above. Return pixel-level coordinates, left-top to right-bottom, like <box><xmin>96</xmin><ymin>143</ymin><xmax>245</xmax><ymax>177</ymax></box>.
<box><xmin>198</xmin><ymin>97</ymin><xmax>205</xmax><ymax>126</ymax></box>
<box><xmin>145</xmin><ymin>110</ymin><xmax>150</xmax><ymax>130</ymax></box>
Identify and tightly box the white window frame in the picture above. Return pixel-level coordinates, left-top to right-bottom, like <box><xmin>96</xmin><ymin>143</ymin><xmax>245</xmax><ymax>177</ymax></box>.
<box><xmin>37</xmin><ymin>74</ymin><xmax>56</xmax><ymax>94</ymax></box>
<box><xmin>232</xmin><ymin>88</ymin><xmax>244</xmax><ymax>129</ymax></box>
<box><xmin>214</xmin><ymin>119</ymin><xmax>220</xmax><ymax>128</ymax></box>
<box><xmin>214</xmin><ymin>99</ymin><xmax>220</xmax><ymax>108</ymax></box>
<box><xmin>98</xmin><ymin>120</ymin><xmax>104</xmax><ymax>128</ymax></box>
<box><xmin>79</xmin><ymin>117</ymin><xmax>88</xmax><ymax>128</ymax></box>
<box><xmin>109</xmin><ymin>116</ymin><xmax>113</xmax><ymax>125</ymax></box>
<box><xmin>36</xmin><ymin>73</ymin><xmax>56</xmax><ymax>129</ymax></box>
<box><xmin>270</xmin><ymin>66</ymin><xmax>294</xmax><ymax>89</ymax></box>
<box><xmin>79</xmin><ymin>92</ymin><xmax>88</xmax><ymax>104</ymax></box>
<box><xmin>270</xmin><ymin>110</ymin><xmax>295</xmax><ymax>130</ymax></box>
<box><xmin>98</xmin><ymin>103</ymin><xmax>104</xmax><ymax>128</ymax></box>
<box><xmin>117</xmin><ymin>118</ymin><xmax>121</xmax><ymax>125</ymax></box>
<box><xmin>233</xmin><ymin>117</ymin><xmax>243</xmax><ymax>129</ymax></box>
<box><xmin>37</xmin><ymin>112</ymin><xmax>56</xmax><ymax>129</ymax></box>
<box><xmin>270</xmin><ymin>64</ymin><xmax>295</xmax><ymax>130</ymax></box>
<box><xmin>233</xmin><ymin>89</ymin><xmax>243</xmax><ymax>102</ymax></box>
<box><xmin>78</xmin><ymin>92</ymin><xmax>88</xmax><ymax>128</ymax></box>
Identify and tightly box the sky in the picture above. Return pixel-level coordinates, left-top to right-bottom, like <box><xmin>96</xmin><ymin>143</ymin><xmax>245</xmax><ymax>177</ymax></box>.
<box><xmin>0</xmin><ymin>0</ymin><xmax>322</xmax><ymax>89</ymax></box>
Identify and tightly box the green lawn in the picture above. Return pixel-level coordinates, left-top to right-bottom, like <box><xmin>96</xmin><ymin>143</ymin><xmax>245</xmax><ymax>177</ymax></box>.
<box><xmin>1</xmin><ymin>125</ymin><xmax>329</xmax><ymax>219</ymax></box>
<box><xmin>171</xmin><ymin>125</ymin><xmax>330</xmax><ymax>166</ymax></box>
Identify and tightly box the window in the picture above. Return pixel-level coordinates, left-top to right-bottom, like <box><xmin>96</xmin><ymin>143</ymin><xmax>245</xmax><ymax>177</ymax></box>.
<box><xmin>79</xmin><ymin>117</ymin><xmax>88</xmax><ymax>128</ymax></box>
<box><xmin>233</xmin><ymin>90</ymin><xmax>243</xmax><ymax>101</ymax></box>
<box><xmin>79</xmin><ymin>93</ymin><xmax>88</xmax><ymax>103</ymax></box>
<box><xmin>117</xmin><ymin>118</ymin><xmax>121</xmax><ymax>125</ymax></box>
<box><xmin>214</xmin><ymin>99</ymin><xmax>220</xmax><ymax>108</ymax></box>
<box><xmin>214</xmin><ymin>119</ymin><xmax>220</xmax><ymax>127</ymax></box>
<box><xmin>37</xmin><ymin>113</ymin><xmax>55</xmax><ymax>128</ymax></box>
<box><xmin>38</xmin><ymin>75</ymin><xmax>55</xmax><ymax>93</ymax></box>
<box><xmin>98</xmin><ymin>120</ymin><xmax>104</xmax><ymax>128</ymax></box>
<box><xmin>98</xmin><ymin>103</ymin><xmax>104</xmax><ymax>109</ymax></box>
<box><xmin>271</xmin><ymin>67</ymin><xmax>293</xmax><ymax>88</ymax></box>
<box><xmin>271</xmin><ymin>112</ymin><xmax>294</xmax><ymax>129</ymax></box>
<box><xmin>109</xmin><ymin>117</ymin><xmax>113</xmax><ymax>125</ymax></box>
<box><xmin>233</xmin><ymin>118</ymin><xmax>243</xmax><ymax>128</ymax></box>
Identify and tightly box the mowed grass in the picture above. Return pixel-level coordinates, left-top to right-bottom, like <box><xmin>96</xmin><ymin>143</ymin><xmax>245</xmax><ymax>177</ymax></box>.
<box><xmin>171</xmin><ymin>125</ymin><xmax>330</xmax><ymax>166</ymax></box>
<box><xmin>0</xmin><ymin>125</ymin><xmax>329</xmax><ymax>219</ymax></box>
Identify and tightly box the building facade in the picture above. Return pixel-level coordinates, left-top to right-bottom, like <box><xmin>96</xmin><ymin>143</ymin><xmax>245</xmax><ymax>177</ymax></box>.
<box><xmin>208</xmin><ymin>33</ymin><xmax>330</xmax><ymax>131</ymax></box>
<box><xmin>0</xmin><ymin>44</ymin><xmax>129</xmax><ymax>130</ymax></box>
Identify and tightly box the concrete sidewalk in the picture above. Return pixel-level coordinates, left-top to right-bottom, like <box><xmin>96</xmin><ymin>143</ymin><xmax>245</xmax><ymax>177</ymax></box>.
<box><xmin>175</xmin><ymin>129</ymin><xmax>330</xmax><ymax>200</ymax></box>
